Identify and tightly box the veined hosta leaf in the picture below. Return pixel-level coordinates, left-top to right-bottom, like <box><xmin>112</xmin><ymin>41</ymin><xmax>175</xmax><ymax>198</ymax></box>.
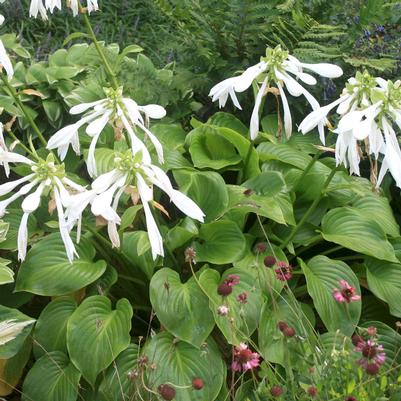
<box><xmin>0</xmin><ymin>305</ymin><xmax>35</xmax><ymax>359</ymax></box>
<box><xmin>0</xmin><ymin>319</ymin><xmax>35</xmax><ymax>346</ymax></box>
<box><xmin>16</xmin><ymin>233</ymin><xmax>106</xmax><ymax>296</ymax></box>
<box><xmin>0</xmin><ymin>261</ymin><xmax>14</xmax><ymax>285</ymax></box>
<box><xmin>22</xmin><ymin>351</ymin><xmax>81</xmax><ymax>401</ymax></box>
<box><xmin>150</xmin><ymin>268</ymin><xmax>214</xmax><ymax>347</ymax></box>
<box><xmin>199</xmin><ymin>268</ymin><xmax>264</xmax><ymax>345</ymax></box>
<box><xmin>321</xmin><ymin>207</ymin><xmax>398</xmax><ymax>263</ymax></box>
<box><xmin>353</xmin><ymin>195</ymin><xmax>399</xmax><ymax>237</ymax></box>
<box><xmin>207</xmin><ymin>112</ymin><xmax>248</xmax><ymax>136</ymax></box>
<box><xmin>33</xmin><ymin>297</ymin><xmax>77</xmax><ymax>359</ymax></box>
<box><xmin>67</xmin><ymin>296</ymin><xmax>133</xmax><ymax>386</ymax></box>
<box><xmin>98</xmin><ymin>344</ymin><xmax>139</xmax><ymax>401</ymax></box>
<box><xmin>365</xmin><ymin>257</ymin><xmax>401</xmax><ymax>317</ymax></box>
<box><xmin>194</xmin><ymin>220</ymin><xmax>246</xmax><ymax>264</ymax></box>
<box><xmin>0</xmin><ymin>210</ymin><xmax>36</xmax><ymax>251</ymax></box>
<box><xmin>300</xmin><ymin>256</ymin><xmax>361</xmax><ymax>335</ymax></box>
<box><xmin>143</xmin><ymin>332</ymin><xmax>225</xmax><ymax>401</ymax></box>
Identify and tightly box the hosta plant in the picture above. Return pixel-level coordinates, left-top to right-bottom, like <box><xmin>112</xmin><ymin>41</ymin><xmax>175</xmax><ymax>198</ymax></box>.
<box><xmin>0</xmin><ymin>2</ymin><xmax>400</xmax><ymax>401</ymax></box>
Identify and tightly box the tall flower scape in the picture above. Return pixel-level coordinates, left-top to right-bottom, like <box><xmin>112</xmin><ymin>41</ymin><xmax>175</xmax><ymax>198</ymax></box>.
<box><xmin>0</xmin><ymin>0</ymin><xmax>204</xmax><ymax>262</ymax></box>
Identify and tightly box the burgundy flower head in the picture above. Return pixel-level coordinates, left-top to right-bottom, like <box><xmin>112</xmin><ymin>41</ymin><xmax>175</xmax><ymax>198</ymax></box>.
<box><xmin>158</xmin><ymin>384</ymin><xmax>176</xmax><ymax>401</ymax></box>
<box><xmin>332</xmin><ymin>280</ymin><xmax>361</xmax><ymax>303</ymax></box>
<box><xmin>270</xmin><ymin>385</ymin><xmax>284</xmax><ymax>397</ymax></box>
<box><xmin>236</xmin><ymin>292</ymin><xmax>248</xmax><ymax>304</ymax></box>
<box><xmin>355</xmin><ymin>338</ymin><xmax>386</xmax><ymax>375</ymax></box>
<box><xmin>225</xmin><ymin>274</ymin><xmax>240</xmax><ymax>287</ymax></box>
<box><xmin>264</xmin><ymin>255</ymin><xmax>276</xmax><ymax>267</ymax></box>
<box><xmin>192</xmin><ymin>378</ymin><xmax>204</xmax><ymax>390</ymax></box>
<box><xmin>274</xmin><ymin>262</ymin><xmax>293</xmax><ymax>281</ymax></box>
<box><xmin>231</xmin><ymin>343</ymin><xmax>260</xmax><ymax>372</ymax></box>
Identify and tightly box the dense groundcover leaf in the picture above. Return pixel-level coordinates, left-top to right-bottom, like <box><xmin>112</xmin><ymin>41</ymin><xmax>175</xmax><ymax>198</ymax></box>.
<box><xmin>194</xmin><ymin>221</ymin><xmax>246</xmax><ymax>264</ymax></box>
<box><xmin>365</xmin><ymin>257</ymin><xmax>401</xmax><ymax>318</ymax></box>
<box><xmin>150</xmin><ymin>268</ymin><xmax>214</xmax><ymax>347</ymax></box>
<box><xmin>98</xmin><ymin>344</ymin><xmax>139</xmax><ymax>401</ymax></box>
<box><xmin>22</xmin><ymin>351</ymin><xmax>81</xmax><ymax>401</ymax></box>
<box><xmin>67</xmin><ymin>296</ymin><xmax>133</xmax><ymax>386</ymax></box>
<box><xmin>16</xmin><ymin>233</ymin><xmax>107</xmax><ymax>296</ymax></box>
<box><xmin>143</xmin><ymin>332</ymin><xmax>225</xmax><ymax>401</ymax></box>
<box><xmin>300</xmin><ymin>256</ymin><xmax>361</xmax><ymax>335</ymax></box>
<box><xmin>321</xmin><ymin>207</ymin><xmax>398</xmax><ymax>263</ymax></box>
<box><xmin>33</xmin><ymin>297</ymin><xmax>77</xmax><ymax>358</ymax></box>
<box><xmin>199</xmin><ymin>268</ymin><xmax>264</xmax><ymax>344</ymax></box>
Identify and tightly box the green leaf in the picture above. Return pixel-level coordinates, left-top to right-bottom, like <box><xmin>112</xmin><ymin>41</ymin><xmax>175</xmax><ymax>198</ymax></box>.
<box><xmin>300</xmin><ymin>256</ymin><xmax>361</xmax><ymax>335</ymax></box>
<box><xmin>150</xmin><ymin>268</ymin><xmax>214</xmax><ymax>347</ymax></box>
<box><xmin>0</xmin><ymin>210</ymin><xmax>36</xmax><ymax>251</ymax></box>
<box><xmin>207</xmin><ymin>112</ymin><xmax>248</xmax><ymax>136</ymax></box>
<box><xmin>174</xmin><ymin>170</ymin><xmax>229</xmax><ymax>222</ymax></box>
<box><xmin>194</xmin><ymin>221</ymin><xmax>246</xmax><ymax>264</ymax></box>
<box><xmin>0</xmin><ymin>264</ymin><xmax>14</xmax><ymax>285</ymax></box>
<box><xmin>119</xmin><ymin>44</ymin><xmax>144</xmax><ymax>59</ymax></box>
<box><xmin>62</xmin><ymin>31</ymin><xmax>90</xmax><ymax>46</ymax></box>
<box><xmin>321</xmin><ymin>207</ymin><xmax>398</xmax><ymax>263</ymax></box>
<box><xmin>0</xmin><ymin>305</ymin><xmax>35</xmax><ymax>359</ymax></box>
<box><xmin>353</xmin><ymin>195</ymin><xmax>399</xmax><ymax>237</ymax></box>
<box><xmin>33</xmin><ymin>297</ymin><xmax>77</xmax><ymax>359</ymax></box>
<box><xmin>119</xmin><ymin>205</ymin><xmax>143</xmax><ymax>232</ymax></box>
<box><xmin>98</xmin><ymin>344</ymin><xmax>139</xmax><ymax>401</ymax></box>
<box><xmin>22</xmin><ymin>351</ymin><xmax>81</xmax><ymax>401</ymax></box>
<box><xmin>67</xmin><ymin>296</ymin><xmax>133</xmax><ymax>386</ymax></box>
<box><xmin>365</xmin><ymin>258</ymin><xmax>401</xmax><ymax>317</ymax></box>
<box><xmin>86</xmin><ymin>265</ymin><xmax>118</xmax><ymax>296</ymax></box>
<box><xmin>199</xmin><ymin>268</ymin><xmax>264</xmax><ymax>344</ymax></box>
<box><xmin>143</xmin><ymin>332</ymin><xmax>225</xmax><ymax>401</ymax></box>
<box><xmin>16</xmin><ymin>233</ymin><xmax>107</xmax><ymax>296</ymax></box>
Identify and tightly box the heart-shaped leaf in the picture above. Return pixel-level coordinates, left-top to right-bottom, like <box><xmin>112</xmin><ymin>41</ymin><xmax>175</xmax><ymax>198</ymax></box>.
<box><xmin>321</xmin><ymin>207</ymin><xmax>398</xmax><ymax>263</ymax></box>
<box><xmin>143</xmin><ymin>332</ymin><xmax>225</xmax><ymax>401</ymax></box>
<box><xmin>199</xmin><ymin>268</ymin><xmax>264</xmax><ymax>344</ymax></box>
<box><xmin>33</xmin><ymin>297</ymin><xmax>77</xmax><ymax>359</ymax></box>
<box><xmin>16</xmin><ymin>233</ymin><xmax>107</xmax><ymax>296</ymax></box>
<box><xmin>67</xmin><ymin>296</ymin><xmax>133</xmax><ymax>386</ymax></box>
<box><xmin>194</xmin><ymin>221</ymin><xmax>246</xmax><ymax>264</ymax></box>
<box><xmin>22</xmin><ymin>351</ymin><xmax>81</xmax><ymax>401</ymax></box>
<box><xmin>150</xmin><ymin>268</ymin><xmax>214</xmax><ymax>347</ymax></box>
<box><xmin>300</xmin><ymin>256</ymin><xmax>361</xmax><ymax>335</ymax></box>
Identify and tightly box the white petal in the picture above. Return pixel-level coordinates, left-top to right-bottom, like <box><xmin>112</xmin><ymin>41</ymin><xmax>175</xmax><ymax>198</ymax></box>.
<box><xmin>136</xmin><ymin>173</ymin><xmax>153</xmax><ymax>203</ymax></box>
<box><xmin>0</xmin><ymin>40</ymin><xmax>13</xmax><ymax>80</ymax></box>
<box><xmin>277</xmin><ymin>82</ymin><xmax>292</xmax><ymax>139</ymax></box>
<box><xmin>300</xmin><ymin>62</ymin><xmax>343</xmax><ymax>78</ymax></box>
<box><xmin>375</xmin><ymin>77</ymin><xmax>388</xmax><ymax>89</ymax></box>
<box><xmin>17</xmin><ymin>212</ymin><xmax>29</xmax><ymax>261</ymax></box>
<box><xmin>107</xmin><ymin>187</ymin><xmax>124</xmax><ymax>248</ymax></box>
<box><xmin>139</xmin><ymin>104</ymin><xmax>166</xmax><ymax>120</ymax></box>
<box><xmin>275</xmin><ymin>69</ymin><xmax>303</xmax><ymax>97</ymax></box>
<box><xmin>86</xmin><ymin>132</ymin><xmax>101</xmax><ymax>177</ymax></box>
<box><xmin>92</xmin><ymin>169</ymin><xmax>124</xmax><ymax>192</ymax></box>
<box><xmin>0</xmin><ymin>149</ymin><xmax>34</xmax><ymax>165</ymax></box>
<box><xmin>170</xmin><ymin>189</ymin><xmax>205</xmax><ymax>222</ymax></box>
<box><xmin>139</xmin><ymin>123</ymin><xmax>164</xmax><ymax>164</ymax></box>
<box><xmin>86</xmin><ymin>111</ymin><xmax>111</xmax><ymax>137</ymax></box>
<box><xmin>122</xmin><ymin>98</ymin><xmax>143</xmax><ymax>126</ymax></box>
<box><xmin>250</xmin><ymin>78</ymin><xmax>267</xmax><ymax>140</ymax></box>
<box><xmin>70</xmin><ymin>99</ymin><xmax>106</xmax><ymax>115</ymax></box>
<box><xmin>233</xmin><ymin>62</ymin><xmax>267</xmax><ymax>92</ymax></box>
<box><xmin>0</xmin><ymin>174</ymin><xmax>34</xmax><ymax>196</ymax></box>
<box><xmin>142</xmin><ymin>201</ymin><xmax>163</xmax><ymax>260</ymax></box>
<box><xmin>21</xmin><ymin>182</ymin><xmax>45</xmax><ymax>213</ymax></box>
<box><xmin>0</xmin><ymin>192</ymin><xmax>22</xmax><ymax>217</ymax></box>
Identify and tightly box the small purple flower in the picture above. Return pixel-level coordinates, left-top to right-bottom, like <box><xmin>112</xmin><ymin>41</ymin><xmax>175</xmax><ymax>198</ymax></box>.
<box><xmin>231</xmin><ymin>343</ymin><xmax>260</xmax><ymax>372</ymax></box>
<box><xmin>274</xmin><ymin>262</ymin><xmax>293</xmax><ymax>281</ymax></box>
<box><xmin>332</xmin><ymin>280</ymin><xmax>361</xmax><ymax>303</ymax></box>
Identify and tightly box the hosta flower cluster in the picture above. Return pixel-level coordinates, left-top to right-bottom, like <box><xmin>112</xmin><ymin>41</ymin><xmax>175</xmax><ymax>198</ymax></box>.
<box><xmin>29</xmin><ymin>0</ymin><xmax>98</xmax><ymax>19</ymax></box>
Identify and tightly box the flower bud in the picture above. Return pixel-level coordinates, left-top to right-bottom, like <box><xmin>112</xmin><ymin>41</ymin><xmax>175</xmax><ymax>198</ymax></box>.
<box><xmin>283</xmin><ymin>326</ymin><xmax>296</xmax><ymax>338</ymax></box>
<box><xmin>351</xmin><ymin>334</ymin><xmax>364</xmax><ymax>346</ymax></box>
<box><xmin>307</xmin><ymin>386</ymin><xmax>318</xmax><ymax>397</ymax></box>
<box><xmin>192</xmin><ymin>378</ymin><xmax>204</xmax><ymax>390</ymax></box>
<box><xmin>277</xmin><ymin>321</ymin><xmax>288</xmax><ymax>332</ymax></box>
<box><xmin>264</xmin><ymin>255</ymin><xmax>276</xmax><ymax>267</ymax></box>
<box><xmin>158</xmin><ymin>384</ymin><xmax>176</xmax><ymax>400</ymax></box>
<box><xmin>255</xmin><ymin>243</ymin><xmax>267</xmax><ymax>253</ymax></box>
<box><xmin>365</xmin><ymin>363</ymin><xmax>380</xmax><ymax>375</ymax></box>
<box><xmin>217</xmin><ymin>283</ymin><xmax>233</xmax><ymax>296</ymax></box>
<box><xmin>366</xmin><ymin>326</ymin><xmax>377</xmax><ymax>336</ymax></box>
<box><xmin>270</xmin><ymin>385</ymin><xmax>283</xmax><ymax>397</ymax></box>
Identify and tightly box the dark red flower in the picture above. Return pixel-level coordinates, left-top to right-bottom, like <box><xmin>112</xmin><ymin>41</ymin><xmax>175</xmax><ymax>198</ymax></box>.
<box><xmin>307</xmin><ymin>386</ymin><xmax>318</xmax><ymax>397</ymax></box>
<box><xmin>351</xmin><ymin>334</ymin><xmax>364</xmax><ymax>347</ymax></box>
<box><xmin>365</xmin><ymin>362</ymin><xmax>380</xmax><ymax>375</ymax></box>
<box><xmin>158</xmin><ymin>384</ymin><xmax>176</xmax><ymax>400</ymax></box>
<box><xmin>255</xmin><ymin>243</ymin><xmax>267</xmax><ymax>253</ymax></box>
<box><xmin>224</xmin><ymin>274</ymin><xmax>240</xmax><ymax>287</ymax></box>
<box><xmin>192</xmin><ymin>378</ymin><xmax>204</xmax><ymax>390</ymax></box>
<box><xmin>344</xmin><ymin>397</ymin><xmax>357</xmax><ymax>401</ymax></box>
<box><xmin>217</xmin><ymin>283</ymin><xmax>233</xmax><ymax>297</ymax></box>
<box><xmin>277</xmin><ymin>321</ymin><xmax>288</xmax><ymax>331</ymax></box>
<box><xmin>283</xmin><ymin>326</ymin><xmax>296</xmax><ymax>337</ymax></box>
<box><xmin>236</xmin><ymin>292</ymin><xmax>248</xmax><ymax>304</ymax></box>
<box><xmin>264</xmin><ymin>255</ymin><xmax>276</xmax><ymax>267</ymax></box>
<box><xmin>270</xmin><ymin>385</ymin><xmax>284</xmax><ymax>397</ymax></box>
<box><xmin>274</xmin><ymin>262</ymin><xmax>293</xmax><ymax>281</ymax></box>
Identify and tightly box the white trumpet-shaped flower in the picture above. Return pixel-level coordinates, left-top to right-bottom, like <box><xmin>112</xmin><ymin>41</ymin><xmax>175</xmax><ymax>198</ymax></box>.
<box><xmin>0</xmin><ymin>152</ymin><xmax>86</xmax><ymax>261</ymax></box>
<box><xmin>65</xmin><ymin>148</ymin><xmax>205</xmax><ymax>259</ymax></box>
<box><xmin>29</xmin><ymin>0</ymin><xmax>99</xmax><ymax>18</ymax></box>
<box><xmin>47</xmin><ymin>87</ymin><xmax>166</xmax><ymax>177</ymax></box>
<box><xmin>0</xmin><ymin>17</ymin><xmax>14</xmax><ymax>81</ymax></box>
<box><xmin>300</xmin><ymin>71</ymin><xmax>401</xmax><ymax>188</ymax></box>
<box><xmin>209</xmin><ymin>45</ymin><xmax>343</xmax><ymax>140</ymax></box>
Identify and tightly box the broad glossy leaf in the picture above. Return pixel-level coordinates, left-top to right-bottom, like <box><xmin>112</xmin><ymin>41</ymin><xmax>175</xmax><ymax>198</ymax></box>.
<box><xmin>143</xmin><ymin>332</ymin><xmax>225</xmax><ymax>401</ymax></box>
<box><xmin>33</xmin><ymin>297</ymin><xmax>77</xmax><ymax>359</ymax></box>
<box><xmin>98</xmin><ymin>344</ymin><xmax>139</xmax><ymax>401</ymax></box>
<box><xmin>16</xmin><ymin>233</ymin><xmax>106</xmax><ymax>296</ymax></box>
<box><xmin>150</xmin><ymin>268</ymin><xmax>214</xmax><ymax>347</ymax></box>
<box><xmin>22</xmin><ymin>351</ymin><xmax>81</xmax><ymax>401</ymax></box>
<box><xmin>67</xmin><ymin>296</ymin><xmax>133</xmax><ymax>386</ymax></box>
<box><xmin>86</xmin><ymin>265</ymin><xmax>118</xmax><ymax>296</ymax></box>
<box><xmin>199</xmin><ymin>268</ymin><xmax>264</xmax><ymax>344</ymax></box>
<box><xmin>257</xmin><ymin>142</ymin><xmax>311</xmax><ymax>169</ymax></box>
<box><xmin>365</xmin><ymin>258</ymin><xmax>401</xmax><ymax>317</ymax></box>
<box><xmin>0</xmin><ymin>210</ymin><xmax>36</xmax><ymax>250</ymax></box>
<box><xmin>174</xmin><ymin>170</ymin><xmax>229</xmax><ymax>222</ymax></box>
<box><xmin>321</xmin><ymin>207</ymin><xmax>398</xmax><ymax>263</ymax></box>
<box><xmin>300</xmin><ymin>256</ymin><xmax>361</xmax><ymax>335</ymax></box>
<box><xmin>194</xmin><ymin>221</ymin><xmax>246</xmax><ymax>264</ymax></box>
<box><xmin>0</xmin><ymin>263</ymin><xmax>14</xmax><ymax>285</ymax></box>
<box><xmin>207</xmin><ymin>112</ymin><xmax>248</xmax><ymax>136</ymax></box>
<box><xmin>0</xmin><ymin>305</ymin><xmax>35</xmax><ymax>359</ymax></box>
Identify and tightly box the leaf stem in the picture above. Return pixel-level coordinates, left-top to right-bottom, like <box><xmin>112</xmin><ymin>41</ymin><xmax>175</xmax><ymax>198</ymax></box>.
<box><xmin>280</xmin><ymin>166</ymin><xmax>338</xmax><ymax>250</ymax></box>
<box><xmin>237</xmin><ymin>139</ymin><xmax>254</xmax><ymax>184</ymax></box>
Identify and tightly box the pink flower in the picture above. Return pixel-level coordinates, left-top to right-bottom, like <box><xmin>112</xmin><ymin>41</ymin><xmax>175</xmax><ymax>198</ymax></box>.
<box><xmin>224</xmin><ymin>274</ymin><xmax>240</xmax><ymax>287</ymax></box>
<box><xmin>217</xmin><ymin>305</ymin><xmax>229</xmax><ymax>316</ymax></box>
<box><xmin>231</xmin><ymin>343</ymin><xmax>260</xmax><ymax>372</ymax></box>
<box><xmin>355</xmin><ymin>338</ymin><xmax>386</xmax><ymax>373</ymax></box>
<box><xmin>274</xmin><ymin>262</ymin><xmax>293</xmax><ymax>281</ymax></box>
<box><xmin>236</xmin><ymin>292</ymin><xmax>248</xmax><ymax>304</ymax></box>
<box><xmin>332</xmin><ymin>280</ymin><xmax>361</xmax><ymax>303</ymax></box>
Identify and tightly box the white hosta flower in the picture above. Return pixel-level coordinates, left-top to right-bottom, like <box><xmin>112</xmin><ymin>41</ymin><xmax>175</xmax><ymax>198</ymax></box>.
<box><xmin>0</xmin><ymin>39</ymin><xmax>13</xmax><ymax>80</ymax></box>
<box><xmin>29</xmin><ymin>0</ymin><xmax>99</xmax><ymax>17</ymax></box>
<box><xmin>301</xmin><ymin>71</ymin><xmax>401</xmax><ymax>188</ymax></box>
<box><xmin>29</xmin><ymin>0</ymin><xmax>48</xmax><ymax>19</ymax></box>
<box><xmin>45</xmin><ymin>0</ymin><xmax>61</xmax><ymax>12</ymax></box>
<box><xmin>0</xmin><ymin>153</ymin><xmax>85</xmax><ymax>261</ymax></box>
<box><xmin>67</xmin><ymin>148</ymin><xmax>205</xmax><ymax>259</ymax></box>
<box><xmin>209</xmin><ymin>45</ymin><xmax>343</xmax><ymax>139</ymax></box>
<box><xmin>0</xmin><ymin>319</ymin><xmax>35</xmax><ymax>346</ymax></box>
<box><xmin>47</xmin><ymin>87</ymin><xmax>166</xmax><ymax>177</ymax></box>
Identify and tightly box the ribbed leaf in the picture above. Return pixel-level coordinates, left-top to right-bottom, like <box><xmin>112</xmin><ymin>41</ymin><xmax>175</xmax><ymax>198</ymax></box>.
<box><xmin>300</xmin><ymin>256</ymin><xmax>361</xmax><ymax>335</ymax></box>
<box><xmin>365</xmin><ymin>258</ymin><xmax>401</xmax><ymax>317</ymax></box>
<box><xmin>67</xmin><ymin>296</ymin><xmax>133</xmax><ymax>386</ymax></box>
<box><xmin>33</xmin><ymin>297</ymin><xmax>77</xmax><ymax>359</ymax></box>
<box><xmin>321</xmin><ymin>207</ymin><xmax>398</xmax><ymax>263</ymax></box>
<box><xmin>16</xmin><ymin>233</ymin><xmax>106</xmax><ymax>296</ymax></box>
<box><xmin>22</xmin><ymin>351</ymin><xmax>81</xmax><ymax>401</ymax></box>
<box><xmin>150</xmin><ymin>268</ymin><xmax>214</xmax><ymax>347</ymax></box>
<box><xmin>143</xmin><ymin>332</ymin><xmax>224</xmax><ymax>401</ymax></box>
<box><xmin>0</xmin><ymin>210</ymin><xmax>37</xmax><ymax>250</ymax></box>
